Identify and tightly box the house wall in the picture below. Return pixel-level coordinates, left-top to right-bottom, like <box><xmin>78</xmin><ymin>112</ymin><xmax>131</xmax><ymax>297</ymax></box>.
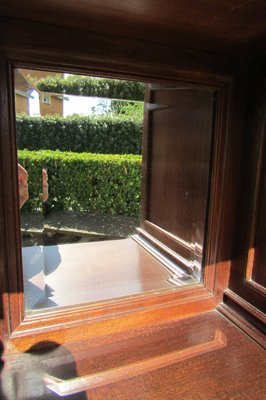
<box><xmin>20</xmin><ymin>69</ymin><xmax>64</xmax><ymax>116</ymax></box>
<box><xmin>40</xmin><ymin>96</ymin><xmax>63</xmax><ymax>116</ymax></box>
<box><xmin>15</xmin><ymin>94</ymin><xmax>29</xmax><ymax>114</ymax></box>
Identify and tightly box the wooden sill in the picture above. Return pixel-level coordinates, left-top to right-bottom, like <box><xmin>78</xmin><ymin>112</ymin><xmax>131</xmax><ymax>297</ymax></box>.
<box><xmin>2</xmin><ymin>310</ymin><xmax>266</xmax><ymax>399</ymax></box>
<box><xmin>22</xmin><ymin>238</ymin><xmax>176</xmax><ymax>311</ymax></box>
<box><xmin>7</xmin><ymin>237</ymin><xmax>217</xmax><ymax>353</ymax></box>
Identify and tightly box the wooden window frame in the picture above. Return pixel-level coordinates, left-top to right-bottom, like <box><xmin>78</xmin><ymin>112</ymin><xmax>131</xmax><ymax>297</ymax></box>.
<box><xmin>218</xmin><ymin>65</ymin><xmax>266</xmax><ymax>341</ymax></box>
<box><xmin>136</xmin><ymin>83</ymin><xmax>217</xmax><ymax>278</ymax></box>
<box><xmin>0</xmin><ymin>17</ymin><xmax>234</xmax><ymax>352</ymax></box>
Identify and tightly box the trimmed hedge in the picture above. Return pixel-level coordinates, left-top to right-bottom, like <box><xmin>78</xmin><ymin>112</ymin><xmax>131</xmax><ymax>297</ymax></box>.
<box><xmin>16</xmin><ymin>114</ymin><xmax>143</xmax><ymax>155</ymax></box>
<box><xmin>18</xmin><ymin>150</ymin><xmax>142</xmax><ymax>217</ymax></box>
<box><xmin>35</xmin><ymin>75</ymin><xmax>145</xmax><ymax>101</ymax></box>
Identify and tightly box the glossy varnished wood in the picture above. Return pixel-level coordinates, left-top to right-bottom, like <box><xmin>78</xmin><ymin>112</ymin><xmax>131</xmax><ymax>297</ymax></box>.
<box><xmin>0</xmin><ymin>16</ymin><xmax>240</xmax><ymax>82</ymax></box>
<box><xmin>228</xmin><ymin>66</ymin><xmax>266</xmax><ymax>318</ymax></box>
<box><xmin>0</xmin><ymin>1</ymin><xmax>266</xmax><ymax>57</ymax></box>
<box><xmin>142</xmin><ymin>85</ymin><xmax>214</xmax><ymax>265</ymax></box>
<box><xmin>1</xmin><ymin>311</ymin><xmax>265</xmax><ymax>399</ymax></box>
<box><xmin>23</xmin><ymin>239</ymin><xmax>174</xmax><ymax>310</ymax></box>
<box><xmin>0</xmin><ymin>13</ymin><xmax>233</xmax><ymax>349</ymax></box>
<box><xmin>0</xmin><ymin>56</ymin><xmax>24</xmax><ymax>340</ymax></box>
<box><xmin>0</xmin><ymin>0</ymin><xmax>265</xmax><ymax>373</ymax></box>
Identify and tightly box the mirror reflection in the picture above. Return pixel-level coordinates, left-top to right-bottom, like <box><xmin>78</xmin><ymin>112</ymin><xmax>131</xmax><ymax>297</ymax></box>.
<box><xmin>15</xmin><ymin>69</ymin><xmax>211</xmax><ymax>314</ymax></box>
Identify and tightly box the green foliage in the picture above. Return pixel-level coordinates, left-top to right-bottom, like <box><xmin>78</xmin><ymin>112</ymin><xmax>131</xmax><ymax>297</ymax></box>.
<box><xmin>35</xmin><ymin>75</ymin><xmax>145</xmax><ymax>101</ymax></box>
<box><xmin>114</xmin><ymin>101</ymin><xmax>144</xmax><ymax>119</ymax></box>
<box><xmin>90</xmin><ymin>99</ymin><xmax>144</xmax><ymax>121</ymax></box>
<box><xmin>18</xmin><ymin>150</ymin><xmax>142</xmax><ymax>217</ymax></box>
<box><xmin>16</xmin><ymin>114</ymin><xmax>143</xmax><ymax>155</ymax></box>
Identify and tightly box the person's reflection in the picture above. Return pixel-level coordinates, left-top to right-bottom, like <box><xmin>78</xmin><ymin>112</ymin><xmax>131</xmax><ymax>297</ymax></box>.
<box><xmin>18</xmin><ymin>164</ymin><xmax>49</xmax><ymax>208</ymax></box>
<box><xmin>42</xmin><ymin>168</ymin><xmax>49</xmax><ymax>203</ymax></box>
<box><xmin>0</xmin><ymin>341</ymin><xmax>7</xmax><ymax>400</ymax></box>
<box><xmin>1</xmin><ymin>341</ymin><xmax>87</xmax><ymax>399</ymax></box>
<box><xmin>18</xmin><ymin>164</ymin><xmax>29</xmax><ymax>208</ymax></box>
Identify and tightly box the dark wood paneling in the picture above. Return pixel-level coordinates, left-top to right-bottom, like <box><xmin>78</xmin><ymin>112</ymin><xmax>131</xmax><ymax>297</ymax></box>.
<box><xmin>0</xmin><ymin>14</ymin><xmax>234</xmax><ymax>347</ymax></box>
<box><xmin>228</xmin><ymin>66</ymin><xmax>266</xmax><ymax>313</ymax></box>
<box><xmin>0</xmin><ymin>17</ymin><xmax>239</xmax><ymax>81</ymax></box>
<box><xmin>221</xmin><ymin>289</ymin><xmax>266</xmax><ymax>336</ymax></box>
<box><xmin>0</xmin><ymin>56</ymin><xmax>24</xmax><ymax>338</ymax></box>
<box><xmin>246</xmin><ymin>96</ymin><xmax>266</xmax><ymax>289</ymax></box>
<box><xmin>0</xmin><ymin>4</ymin><xmax>262</xmax><ymax>353</ymax></box>
<box><xmin>147</xmin><ymin>86</ymin><xmax>214</xmax><ymax>246</ymax></box>
<box><xmin>23</xmin><ymin>239</ymin><xmax>174</xmax><ymax>311</ymax></box>
<box><xmin>2</xmin><ymin>311</ymin><xmax>266</xmax><ymax>399</ymax></box>
<box><xmin>0</xmin><ymin>1</ymin><xmax>265</xmax><ymax>57</ymax></box>
<box><xmin>139</xmin><ymin>85</ymin><xmax>216</xmax><ymax>276</ymax></box>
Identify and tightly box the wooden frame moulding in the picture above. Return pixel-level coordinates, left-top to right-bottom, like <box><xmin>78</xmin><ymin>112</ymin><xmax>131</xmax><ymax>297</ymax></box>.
<box><xmin>0</xmin><ymin>17</ymin><xmax>234</xmax><ymax>352</ymax></box>
<box><xmin>218</xmin><ymin>63</ymin><xmax>266</xmax><ymax>346</ymax></box>
<box><xmin>138</xmin><ymin>83</ymin><xmax>219</xmax><ymax>275</ymax></box>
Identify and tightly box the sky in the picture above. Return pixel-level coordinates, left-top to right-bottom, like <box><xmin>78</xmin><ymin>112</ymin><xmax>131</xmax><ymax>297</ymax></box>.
<box><xmin>29</xmin><ymin>90</ymin><xmax>111</xmax><ymax>117</ymax></box>
<box><xmin>28</xmin><ymin>72</ymin><xmax>111</xmax><ymax>117</ymax></box>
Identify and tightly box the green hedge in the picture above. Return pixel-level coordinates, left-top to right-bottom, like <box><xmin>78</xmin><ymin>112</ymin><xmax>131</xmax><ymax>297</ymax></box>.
<box><xmin>16</xmin><ymin>114</ymin><xmax>143</xmax><ymax>155</ymax></box>
<box><xmin>18</xmin><ymin>150</ymin><xmax>142</xmax><ymax>217</ymax></box>
<box><xmin>35</xmin><ymin>75</ymin><xmax>145</xmax><ymax>101</ymax></box>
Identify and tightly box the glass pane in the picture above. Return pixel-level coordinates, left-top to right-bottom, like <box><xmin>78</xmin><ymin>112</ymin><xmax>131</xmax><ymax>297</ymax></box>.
<box><xmin>15</xmin><ymin>69</ymin><xmax>212</xmax><ymax>315</ymax></box>
<box><xmin>146</xmin><ymin>85</ymin><xmax>215</xmax><ymax>282</ymax></box>
<box><xmin>248</xmin><ymin>150</ymin><xmax>266</xmax><ymax>288</ymax></box>
<box><xmin>15</xmin><ymin>69</ymin><xmax>178</xmax><ymax>314</ymax></box>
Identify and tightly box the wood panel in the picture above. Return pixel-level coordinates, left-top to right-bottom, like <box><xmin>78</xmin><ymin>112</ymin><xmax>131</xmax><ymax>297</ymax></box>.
<box><xmin>22</xmin><ymin>239</ymin><xmax>174</xmax><ymax>312</ymax></box>
<box><xmin>146</xmin><ymin>86</ymin><xmax>214</xmax><ymax>248</ymax></box>
<box><xmin>0</xmin><ymin>6</ymin><xmax>265</xmax><ymax>400</ymax></box>
<box><xmin>0</xmin><ymin>15</ymin><xmax>233</xmax><ymax>347</ymax></box>
<box><xmin>0</xmin><ymin>0</ymin><xmax>266</xmax><ymax>57</ymax></box>
<box><xmin>138</xmin><ymin>84</ymin><xmax>218</xmax><ymax>282</ymax></box>
<box><xmin>1</xmin><ymin>311</ymin><xmax>265</xmax><ymax>399</ymax></box>
<box><xmin>245</xmin><ymin>93</ymin><xmax>266</xmax><ymax>290</ymax></box>
<box><xmin>0</xmin><ymin>9</ymin><xmax>253</xmax><ymax>351</ymax></box>
<box><xmin>0</xmin><ymin>56</ymin><xmax>24</xmax><ymax>340</ymax></box>
<box><xmin>228</xmin><ymin>66</ymin><xmax>266</xmax><ymax>315</ymax></box>
<box><xmin>0</xmin><ymin>16</ymin><xmax>241</xmax><ymax>81</ymax></box>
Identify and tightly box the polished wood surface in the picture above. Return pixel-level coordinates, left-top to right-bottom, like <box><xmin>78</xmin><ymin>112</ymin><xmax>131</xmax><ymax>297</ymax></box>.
<box><xmin>245</xmin><ymin>76</ymin><xmax>266</xmax><ymax>289</ymax></box>
<box><xmin>228</xmin><ymin>67</ymin><xmax>266</xmax><ymax>317</ymax></box>
<box><xmin>0</xmin><ymin>56</ymin><xmax>24</xmax><ymax>340</ymax></box>
<box><xmin>0</xmin><ymin>1</ymin><xmax>265</xmax><ymax>389</ymax></box>
<box><xmin>144</xmin><ymin>86</ymin><xmax>214</xmax><ymax>257</ymax></box>
<box><xmin>1</xmin><ymin>311</ymin><xmax>265</xmax><ymax>399</ymax></box>
<box><xmin>0</xmin><ymin>15</ymin><xmax>231</xmax><ymax>346</ymax></box>
<box><xmin>43</xmin><ymin>330</ymin><xmax>226</xmax><ymax>396</ymax></box>
<box><xmin>23</xmin><ymin>239</ymin><xmax>174</xmax><ymax>311</ymax></box>
<box><xmin>219</xmin><ymin>289</ymin><xmax>266</xmax><ymax>347</ymax></box>
<box><xmin>0</xmin><ymin>0</ymin><xmax>265</xmax><ymax>57</ymax></box>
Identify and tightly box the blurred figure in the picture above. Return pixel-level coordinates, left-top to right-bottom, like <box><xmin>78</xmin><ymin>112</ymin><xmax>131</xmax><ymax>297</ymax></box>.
<box><xmin>1</xmin><ymin>341</ymin><xmax>87</xmax><ymax>399</ymax></box>
<box><xmin>18</xmin><ymin>164</ymin><xmax>28</xmax><ymax>208</ymax></box>
<box><xmin>42</xmin><ymin>168</ymin><xmax>49</xmax><ymax>202</ymax></box>
<box><xmin>18</xmin><ymin>164</ymin><xmax>49</xmax><ymax>208</ymax></box>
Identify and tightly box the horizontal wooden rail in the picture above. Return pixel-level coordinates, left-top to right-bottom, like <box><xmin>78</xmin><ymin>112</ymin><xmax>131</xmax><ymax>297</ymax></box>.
<box><xmin>43</xmin><ymin>329</ymin><xmax>226</xmax><ymax>396</ymax></box>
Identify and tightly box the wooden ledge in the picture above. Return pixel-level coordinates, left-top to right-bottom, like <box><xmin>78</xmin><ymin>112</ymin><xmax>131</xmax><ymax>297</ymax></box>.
<box><xmin>2</xmin><ymin>311</ymin><xmax>266</xmax><ymax>399</ymax></box>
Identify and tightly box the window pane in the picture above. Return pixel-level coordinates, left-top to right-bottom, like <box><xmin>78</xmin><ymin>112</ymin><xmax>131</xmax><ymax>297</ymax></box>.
<box><xmin>143</xmin><ymin>85</ymin><xmax>215</xmax><ymax>281</ymax></box>
<box><xmin>15</xmin><ymin>69</ymin><xmax>186</xmax><ymax>314</ymax></box>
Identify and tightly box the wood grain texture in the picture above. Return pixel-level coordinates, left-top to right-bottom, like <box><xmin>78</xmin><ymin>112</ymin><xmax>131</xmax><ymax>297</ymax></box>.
<box><xmin>143</xmin><ymin>86</ymin><xmax>214</xmax><ymax>262</ymax></box>
<box><xmin>0</xmin><ymin>55</ymin><xmax>24</xmax><ymax>338</ymax></box>
<box><xmin>0</xmin><ymin>14</ymin><xmax>232</xmax><ymax>347</ymax></box>
<box><xmin>0</xmin><ymin>0</ymin><xmax>265</xmax><ymax>57</ymax></box>
<box><xmin>228</xmin><ymin>66</ymin><xmax>266</xmax><ymax>314</ymax></box>
<box><xmin>43</xmin><ymin>330</ymin><xmax>226</xmax><ymax>396</ymax></box>
<box><xmin>0</xmin><ymin>1</ymin><xmax>265</xmax><ymax>358</ymax></box>
<box><xmin>7</xmin><ymin>289</ymin><xmax>216</xmax><ymax>354</ymax></box>
<box><xmin>1</xmin><ymin>311</ymin><xmax>265</xmax><ymax>399</ymax></box>
<box><xmin>0</xmin><ymin>16</ymin><xmax>240</xmax><ymax>81</ymax></box>
<box><xmin>244</xmin><ymin>77</ymin><xmax>266</xmax><ymax>289</ymax></box>
<box><xmin>23</xmin><ymin>239</ymin><xmax>174</xmax><ymax>311</ymax></box>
